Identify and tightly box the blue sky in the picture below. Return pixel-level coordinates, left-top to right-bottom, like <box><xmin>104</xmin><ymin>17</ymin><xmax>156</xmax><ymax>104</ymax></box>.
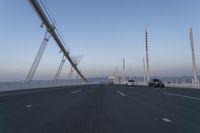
<box><xmin>0</xmin><ymin>0</ymin><xmax>200</xmax><ymax>81</ymax></box>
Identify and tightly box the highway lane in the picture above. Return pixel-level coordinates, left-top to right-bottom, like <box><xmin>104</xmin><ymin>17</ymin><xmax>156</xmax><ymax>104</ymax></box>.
<box><xmin>0</xmin><ymin>84</ymin><xmax>200</xmax><ymax>133</ymax></box>
<box><xmin>115</xmin><ymin>85</ymin><xmax>200</xmax><ymax>132</ymax></box>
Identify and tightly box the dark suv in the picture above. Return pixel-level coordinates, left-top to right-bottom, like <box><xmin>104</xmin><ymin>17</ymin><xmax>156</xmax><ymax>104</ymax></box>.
<box><xmin>148</xmin><ymin>79</ymin><xmax>165</xmax><ymax>87</ymax></box>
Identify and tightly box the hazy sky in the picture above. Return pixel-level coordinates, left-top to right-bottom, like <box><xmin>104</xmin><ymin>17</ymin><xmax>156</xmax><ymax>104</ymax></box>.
<box><xmin>1</xmin><ymin>0</ymin><xmax>200</xmax><ymax>81</ymax></box>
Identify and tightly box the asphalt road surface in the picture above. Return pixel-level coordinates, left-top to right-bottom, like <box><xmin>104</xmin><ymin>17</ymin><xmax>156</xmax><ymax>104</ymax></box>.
<box><xmin>1</xmin><ymin>84</ymin><xmax>200</xmax><ymax>133</ymax></box>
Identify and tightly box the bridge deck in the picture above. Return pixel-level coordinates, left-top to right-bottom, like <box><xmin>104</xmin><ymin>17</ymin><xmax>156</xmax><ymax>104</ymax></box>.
<box><xmin>0</xmin><ymin>84</ymin><xmax>200</xmax><ymax>133</ymax></box>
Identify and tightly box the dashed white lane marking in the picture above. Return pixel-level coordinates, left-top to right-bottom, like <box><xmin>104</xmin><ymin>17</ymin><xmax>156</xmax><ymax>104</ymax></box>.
<box><xmin>116</xmin><ymin>90</ymin><xmax>126</xmax><ymax>96</ymax></box>
<box><xmin>163</xmin><ymin>92</ymin><xmax>200</xmax><ymax>100</ymax></box>
<box><xmin>162</xmin><ymin>118</ymin><xmax>173</xmax><ymax>123</ymax></box>
<box><xmin>71</xmin><ymin>89</ymin><xmax>82</xmax><ymax>94</ymax></box>
<box><xmin>25</xmin><ymin>104</ymin><xmax>32</xmax><ymax>108</ymax></box>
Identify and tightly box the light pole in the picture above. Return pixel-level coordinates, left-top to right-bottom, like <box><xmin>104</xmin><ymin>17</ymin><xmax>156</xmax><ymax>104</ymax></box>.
<box><xmin>189</xmin><ymin>28</ymin><xmax>198</xmax><ymax>84</ymax></box>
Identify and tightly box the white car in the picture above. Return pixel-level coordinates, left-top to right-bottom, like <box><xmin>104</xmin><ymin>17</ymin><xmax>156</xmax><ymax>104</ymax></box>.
<box><xmin>127</xmin><ymin>80</ymin><xmax>135</xmax><ymax>86</ymax></box>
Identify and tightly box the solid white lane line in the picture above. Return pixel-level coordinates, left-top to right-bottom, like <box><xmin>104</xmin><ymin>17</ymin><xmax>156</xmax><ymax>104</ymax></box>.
<box><xmin>71</xmin><ymin>89</ymin><xmax>82</xmax><ymax>94</ymax></box>
<box><xmin>25</xmin><ymin>104</ymin><xmax>32</xmax><ymax>108</ymax></box>
<box><xmin>163</xmin><ymin>92</ymin><xmax>200</xmax><ymax>100</ymax></box>
<box><xmin>116</xmin><ymin>90</ymin><xmax>126</xmax><ymax>96</ymax></box>
<box><xmin>162</xmin><ymin>118</ymin><xmax>173</xmax><ymax>123</ymax></box>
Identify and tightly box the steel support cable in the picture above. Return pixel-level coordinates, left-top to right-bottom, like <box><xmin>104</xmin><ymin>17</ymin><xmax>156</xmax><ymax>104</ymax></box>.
<box><xmin>26</xmin><ymin>31</ymin><xmax>49</xmax><ymax>81</ymax></box>
<box><xmin>28</xmin><ymin>37</ymin><xmax>48</xmax><ymax>81</ymax></box>
<box><xmin>55</xmin><ymin>61</ymin><xmax>65</xmax><ymax>80</ymax></box>
<box><xmin>29</xmin><ymin>32</ymin><xmax>49</xmax><ymax>81</ymax></box>
<box><xmin>29</xmin><ymin>40</ymin><xmax>47</xmax><ymax>81</ymax></box>
<box><xmin>43</xmin><ymin>0</ymin><xmax>55</xmax><ymax>21</ymax></box>
<box><xmin>29</xmin><ymin>33</ymin><xmax>51</xmax><ymax>81</ymax></box>
<box><xmin>26</xmin><ymin>39</ymin><xmax>45</xmax><ymax>81</ymax></box>
<box><xmin>75</xmin><ymin>72</ymin><xmax>80</xmax><ymax>79</ymax></box>
<box><xmin>54</xmin><ymin>65</ymin><xmax>62</xmax><ymax>80</ymax></box>
<box><xmin>72</xmin><ymin>66</ymin><xmax>81</xmax><ymax>79</ymax></box>
<box><xmin>55</xmin><ymin>27</ymin><xmax>68</xmax><ymax>50</ymax></box>
<box><xmin>41</xmin><ymin>0</ymin><xmax>69</xmax><ymax>50</ymax></box>
<box><xmin>26</xmin><ymin>31</ymin><xmax>51</xmax><ymax>81</ymax></box>
<box><xmin>39</xmin><ymin>0</ymin><xmax>55</xmax><ymax>25</ymax></box>
<box><xmin>68</xmin><ymin>56</ymin><xmax>82</xmax><ymax>79</ymax></box>
<box><xmin>26</xmin><ymin>44</ymin><xmax>45</xmax><ymax>81</ymax></box>
<box><xmin>39</xmin><ymin>0</ymin><xmax>68</xmax><ymax>51</ymax></box>
<box><xmin>54</xmin><ymin>59</ymin><xmax>62</xmax><ymax>80</ymax></box>
<box><xmin>68</xmin><ymin>66</ymin><xmax>75</xmax><ymax>79</ymax></box>
<box><xmin>54</xmin><ymin>55</ymin><xmax>66</xmax><ymax>81</ymax></box>
<box><xmin>57</xmin><ymin>56</ymin><xmax>66</xmax><ymax>78</ymax></box>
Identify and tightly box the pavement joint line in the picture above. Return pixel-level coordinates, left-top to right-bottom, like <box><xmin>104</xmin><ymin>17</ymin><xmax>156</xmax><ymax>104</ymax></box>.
<box><xmin>163</xmin><ymin>92</ymin><xmax>200</xmax><ymax>100</ymax></box>
<box><xmin>25</xmin><ymin>104</ymin><xmax>32</xmax><ymax>108</ymax></box>
<box><xmin>162</xmin><ymin>118</ymin><xmax>173</xmax><ymax>123</ymax></box>
<box><xmin>71</xmin><ymin>89</ymin><xmax>82</xmax><ymax>94</ymax></box>
<box><xmin>116</xmin><ymin>90</ymin><xmax>126</xmax><ymax>96</ymax></box>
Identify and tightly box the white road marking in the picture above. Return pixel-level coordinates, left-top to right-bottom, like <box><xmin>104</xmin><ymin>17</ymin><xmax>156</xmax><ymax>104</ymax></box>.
<box><xmin>163</xmin><ymin>92</ymin><xmax>200</xmax><ymax>100</ymax></box>
<box><xmin>71</xmin><ymin>89</ymin><xmax>82</xmax><ymax>94</ymax></box>
<box><xmin>162</xmin><ymin>118</ymin><xmax>173</xmax><ymax>123</ymax></box>
<box><xmin>116</xmin><ymin>90</ymin><xmax>126</xmax><ymax>96</ymax></box>
<box><xmin>25</xmin><ymin>104</ymin><xmax>32</xmax><ymax>108</ymax></box>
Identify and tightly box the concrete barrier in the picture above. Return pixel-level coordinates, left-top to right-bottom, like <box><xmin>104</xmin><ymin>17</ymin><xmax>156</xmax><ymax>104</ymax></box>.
<box><xmin>126</xmin><ymin>81</ymin><xmax>200</xmax><ymax>89</ymax></box>
<box><xmin>165</xmin><ymin>83</ymin><xmax>200</xmax><ymax>89</ymax></box>
<box><xmin>0</xmin><ymin>80</ymin><xmax>92</xmax><ymax>92</ymax></box>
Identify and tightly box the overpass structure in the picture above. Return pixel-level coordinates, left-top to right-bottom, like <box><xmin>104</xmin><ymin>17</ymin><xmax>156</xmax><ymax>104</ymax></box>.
<box><xmin>26</xmin><ymin>0</ymin><xmax>87</xmax><ymax>82</ymax></box>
